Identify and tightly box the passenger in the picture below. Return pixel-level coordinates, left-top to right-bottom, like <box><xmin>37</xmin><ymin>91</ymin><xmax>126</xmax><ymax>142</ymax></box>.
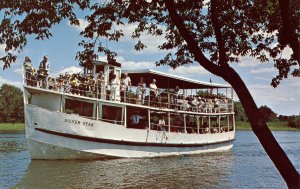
<box><xmin>78</xmin><ymin>75</ymin><xmax>84</xmax><ymax>96</ymax></box>
<box><xmin>206</xmin><ymin>98</ymin><xmax>213</xmax><ymax>113</ymax></box>
<box><xmin>106</xmin><ymin>81</ymin><xmax>111</xmax><ymax>100</ymax></box>
<box><xmin>48</xmin><ymin>77</ymin><xmax>54</xmax><ymax>90</ymax></box>
<box><xmin>158</xmin><ymin>116</ymin><xmax>166</xmax><ymax>131</ymax></box>
<box><xmin>136</xmin><ymin>77</ymin><xmax>146</xmax><ymax>105</ymax></box>
<box><xmin>191</xmin><ymin>96</ymin><xmax>199</xmax><ymax>111</ymax></box>
<box><xmin>172</xmin><ymin>86</ymin><xmax>180</xmax><ymax>107</ymax></box>
<box><xmin>120</xmin><ymin>74</ymin><xmax>127</xmax><ymax>102</ymax></box>
<box><xmin>149</xmin><ymin>79</ymin><xmax>158</xmax><ymax>106</ymax></box>
<box><xmin>97</xmin><ymin>71</ymin><xmax>105</xmax><ymax>98</ymax></box>
<box><xmin>23</xmin><ymin>56</ymin><xmax>32</xmax><ymax>85</ymax></box>
<box><xmin>120</xmin><ymin>73</ymin><xmax>131</xmax><ymax>102</ymax></box>
<box><xmin>38</xmin><ymin>55</ymin><xmax>50</xmax><ymax>88</ymax></box>
<box><xmin>70</xmin><ymin>74</ymin><xmax>79</xmax><ymax>95</ymax></box>
<box><xmin>181</xmin><ymin>98</ymin><xmax>190</xmax><ymax>111</ymax></box>
<box><xmin>202</xmin><ymin>122</ymin><xmax>209</xmax><ymax>134</ymax></box>
<box><xmin>213</xmin><ymin>98</ymin><xmax>220</xmax><ymax>113</ymax></box>
<box><xmin>212</xmin><ymin>124</ymin><xmax>218</xmax><ymax>133</ymax></box>
<box><xmin>176</xmin><ymin>95</ymin><xmax>184</xmax><ymax>109</ymax></box>
<box><xmin>110</xmin><ymin>74</ymin><xmax>118</xmax><ymax>101</ymax></box>
<box><xmin>30</xmin><ymin>68</ymin><xmax>38</xmax><ymax>87</ymax></box>
<box><xmin>63</xmin><ymin>73</ymin><xmax>71</xmax><ymax>93</ymax></box>
<box><xmin>198</xmin><ymin>97</ymin><xmax>205</xmax><ymax>112</ymax></box>
<box><xmin>130</xmin><ymin>111</ymin><xmax>145</xmax><ymax>128</ymax></box>
<box><xmin>87</xmin><ymin>75</ymin><xmax>96</xmax><ymax>97</ymax></box>
<box><xmin>57</xmin><ymin>74</ymin><xmax>64</xmax><ymax>92</ymax></box>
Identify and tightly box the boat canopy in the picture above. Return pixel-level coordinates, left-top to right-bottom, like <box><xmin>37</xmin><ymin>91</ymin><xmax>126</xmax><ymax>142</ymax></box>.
<box><xmin>123</xmin><ymin>69</ymin><xmax>230</xmax><ymax>89</ymax></box>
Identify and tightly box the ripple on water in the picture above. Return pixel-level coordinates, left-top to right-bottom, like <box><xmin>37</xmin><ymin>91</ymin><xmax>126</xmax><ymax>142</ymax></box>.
<box><xmin>1</xmin><ymin>132</ymin><xmax>299</xmax><ymax>189</ymax></box>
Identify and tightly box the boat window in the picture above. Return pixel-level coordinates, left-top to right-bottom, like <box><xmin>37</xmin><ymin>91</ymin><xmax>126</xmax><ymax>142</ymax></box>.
<box><xmin>126</xmin><ymin>107</ymin><xmax>148</xmax><ymax>129</ymax></box>
<box><xmin>170</xmin><ymin>113</ymin><xmax>184</xmax><ymax>133</ymax></box>
<box><xmin>31</xmin><ymin>93</ymin><xmax>61</xmax><ymax>112</ymax></box>
<box><xmin>149</xmin><ymin>111</ymin><xmax>168</xmax><ymax>131</ymax></box>
<box><xmin>101</xmin><ymin>105</ymin><xmax>123</xmax><ymax>125</ymax></box>
<box><xmin>186</xmin><ymin>115</ymin><xmax>197</xmax><ymax>134</ymax></box>
<box><xmin>64</xmin><ymin>98</ymin><xmax>94</xmax><ymax>118</ymax></box>
<box><xmin>96</xmin><ymin>65</ymin><xmax>104</xmax><ymax>73</ymax></box>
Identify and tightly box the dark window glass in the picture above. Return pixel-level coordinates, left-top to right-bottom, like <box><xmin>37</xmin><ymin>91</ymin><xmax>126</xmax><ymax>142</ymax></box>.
<box><xmin>64</xmin><ymin>98</ymin><xmax>94</xmax><ymax>118</ymax></box>
<box><xmin>102</xmin><ymin>105</ymin><xmax>123</xmax><ymax>125</ymax></box>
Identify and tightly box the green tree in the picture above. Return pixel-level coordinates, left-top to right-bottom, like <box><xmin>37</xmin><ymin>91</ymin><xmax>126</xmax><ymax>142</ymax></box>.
<box><xmin>278</xmin><ymin>115</ymin><xmax>289</xmax><ymax>122</ymax></box>
<box><xmin>287</xmin><ymin>115</ymin><xmax>300</xmax><ymax>129</ymax></box>
<box><xmin>234</xmin><ymin>101</ymin><xmax>247</xmax><ymax>122</ymax></box>
<box><xmin>196</xmin><ymin>90</ymin><xmax>210</xmax><ymax>98</ymax></box>
<box><xmin>258</xmin><ymin>105</ymin><xmax>278</xmax><ymax>122</ymax></box>
<box><xmin>0</xmin><ymin>84</ymin><xmax>24</xmax><ymax>123</ymax></box>
<box><xmin>0</xmin><ymin>0</ymin><xmax>299</xmax><ymax>187</ymax></box>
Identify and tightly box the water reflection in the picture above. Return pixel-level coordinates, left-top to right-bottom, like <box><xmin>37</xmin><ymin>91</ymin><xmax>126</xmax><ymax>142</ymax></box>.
<box><xmin>17</xmin><ymin>151</ymin><xmax>235</xmax><ymax>189</ymax></box>
<box><xmin>0</xmin><ymin>134</ymin><xmax>26</xmax><ymax>153</ymax></box>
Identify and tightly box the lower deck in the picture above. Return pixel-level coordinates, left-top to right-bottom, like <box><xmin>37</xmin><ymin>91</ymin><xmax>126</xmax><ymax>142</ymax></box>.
<box><xmin>25</xmin><ymin>103</ymin><xmax>235</xmax><ymax>158</ymax></box>
<box><xmin>24</xmin><ymin>86</ymin><xmax>235</xmax><ymax>136</ymax></box>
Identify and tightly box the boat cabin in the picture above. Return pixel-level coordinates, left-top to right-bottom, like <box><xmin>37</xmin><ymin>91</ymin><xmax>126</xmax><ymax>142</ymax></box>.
<box><xmin>82</xmin><ymin>60</ymin><xmax>122</xmax><ymax>100</ymax></box>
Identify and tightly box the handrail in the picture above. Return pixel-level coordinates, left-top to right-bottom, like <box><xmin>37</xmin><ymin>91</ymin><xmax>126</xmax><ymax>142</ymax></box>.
<box><xmin>22</xmin><ymin>69</ymin><xmax>233</xmax><ymax>114</ymax></box>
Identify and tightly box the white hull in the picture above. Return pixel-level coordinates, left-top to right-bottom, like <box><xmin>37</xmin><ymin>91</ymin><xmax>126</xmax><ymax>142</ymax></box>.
<box><xmin>25</xmin><ymin>104</ymin><xmax>235</xmax><ymax>159</ymax></box>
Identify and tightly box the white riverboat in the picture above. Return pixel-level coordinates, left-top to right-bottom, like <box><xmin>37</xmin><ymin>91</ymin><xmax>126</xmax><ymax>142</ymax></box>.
<box><xmin>23</xmin><ymin>59</ymin><xmax>235</xmax><ymax>159</ymax></box>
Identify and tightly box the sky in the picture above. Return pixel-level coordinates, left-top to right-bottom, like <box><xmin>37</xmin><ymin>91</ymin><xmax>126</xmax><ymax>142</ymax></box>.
<box><xmin>0</xmin><ymin>18</ymin><xmax>299</xmax><ymax>116</ymax></box>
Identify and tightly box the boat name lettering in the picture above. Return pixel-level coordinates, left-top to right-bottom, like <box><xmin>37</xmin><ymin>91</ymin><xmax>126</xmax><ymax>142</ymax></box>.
<box><xmin>64</xmin><ymin>119</ymin><xmax>94</xmax><ymax>127</ymax></box>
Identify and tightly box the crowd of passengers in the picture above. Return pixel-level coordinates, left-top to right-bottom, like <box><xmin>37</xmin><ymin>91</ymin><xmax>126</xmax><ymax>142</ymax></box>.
<box><xmin>23</xmin><ymin>56</ymin><xmax>229</xmax><ymax>113</ymax></box>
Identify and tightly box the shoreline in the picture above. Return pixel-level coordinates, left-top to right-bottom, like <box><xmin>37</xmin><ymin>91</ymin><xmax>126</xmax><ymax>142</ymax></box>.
<box><xmin>235</xmin><ymin>121</ymin><xmax>300</xmax><ymax>131</ymax></box>
<box><xmin>0</xmin><ymin>122</ymin><xmax>299</xmax><ymax>133</ymax></box>
<box><xmin>0</xmin><ymin>123</ymin><xmax>25</xmax><ymax>134</ymax></box>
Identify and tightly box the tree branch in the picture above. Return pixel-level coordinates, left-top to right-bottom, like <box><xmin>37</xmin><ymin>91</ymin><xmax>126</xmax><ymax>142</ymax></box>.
<box><xmin>166</xmin><ymin>0</ymin><xmax>300</xmax><ymax>187</ymax></box>
<box><xmin>210</xmin><ymin>0</ymin><xmax>228</xmax><ymax>66</ymax></box>
<box><xmin>278</xmin><ymin>0</ymin><xmax>300</xmax><ymax>65</ymax></box>
<box><xmin>165</xmin><ymin>0</ymin><xmax>222</xmax><ymax>76</ymax></box>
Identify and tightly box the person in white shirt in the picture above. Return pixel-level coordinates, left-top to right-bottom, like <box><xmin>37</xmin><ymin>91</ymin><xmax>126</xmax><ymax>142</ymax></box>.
<box><xmin>158</xmin><ymin>116</ymin><xmax>166</xmax><ymax>131</ymax></box>
<box><xmin>23</xmin><ymin>56</ymin><xmax>32</xmax><ymax>85</ymax></box>
<box><xmin>110</xmin><ymin>74</ymin><xmax>118</xmax><ymax>101</ymax></box>
<box><xmin>136</xmin><ymin>77</ymin><xmax>146</xmax><ymax>105</ymax></box>
<box><xmin>149</xmin><ymin>79</ymin><xmax>158</xmax><ymax>106</ymax></box>
<box><xmin>120</xmin><ymin>73</ymin><xmax>131</xmax><ymax>102</ymax></box>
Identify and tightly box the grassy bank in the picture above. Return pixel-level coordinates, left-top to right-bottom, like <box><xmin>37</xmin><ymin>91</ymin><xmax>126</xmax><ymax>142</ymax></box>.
<box><xmin>0</xmin><ymin>123</ymin><xmax>25</xmax><ymax>133</ymax></box>
<box><xmin>236</xmin><ymin>121</ymin><xmax>300</xmax><ymax>131</ymax></box>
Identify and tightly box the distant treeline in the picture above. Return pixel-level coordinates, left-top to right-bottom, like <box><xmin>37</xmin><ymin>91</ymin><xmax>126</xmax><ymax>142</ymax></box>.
<box><xmin>234</xmin><ymin>101</ymin><xmax>300</xmax><ymax>129</ymax></box>
<box><xmin>0</xmin><ymin>83</ymin><xmax>299</xmax><ymax>129</ymax></box>
<box><xmin>0</xmin><ymin>84</ymin><xmax>24</xmax><ymax>123</ymax></box>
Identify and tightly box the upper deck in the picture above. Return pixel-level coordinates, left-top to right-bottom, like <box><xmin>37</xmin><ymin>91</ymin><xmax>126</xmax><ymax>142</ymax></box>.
<box><xmin>22</xmin><ymin>60</ymin><xmax>234</xmax><ymax>115</ymax></box>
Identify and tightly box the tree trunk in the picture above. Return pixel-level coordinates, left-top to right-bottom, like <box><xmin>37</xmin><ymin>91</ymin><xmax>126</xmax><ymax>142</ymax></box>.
<box><xmin>221</xmin><ymin>66</ymin><xmax>300</xmax><ymax>189</ymax></box>
<box><xmin>165</xmin><ymin>1</ymin><xmax>300</xmax><ymax>187</ymax></box>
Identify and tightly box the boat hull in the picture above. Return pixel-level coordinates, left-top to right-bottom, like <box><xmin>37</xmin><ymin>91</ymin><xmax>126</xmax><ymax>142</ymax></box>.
<box><xmin>26</xmin><ymin>132</ymin><xmax>234</xmax><ymax>159</ymax></box>
<box><xmin>25</xmin><ymin>104</ymin><xmax>235</xmax><ymax>159</ymax></box>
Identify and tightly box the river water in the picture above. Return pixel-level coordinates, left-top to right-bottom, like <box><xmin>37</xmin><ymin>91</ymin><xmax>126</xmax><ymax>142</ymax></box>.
<box><xmin>0</xmin><ymin>131</ymin><xmax>299</xmax><ymax>189</ymax></box>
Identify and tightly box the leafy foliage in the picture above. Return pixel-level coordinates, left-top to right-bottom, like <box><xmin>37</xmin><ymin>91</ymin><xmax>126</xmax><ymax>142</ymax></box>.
<box><xmin>0</xmin><ymin>84</ymin><xmax>24</xmax><ymax>123</ymax></box>
<box><xmin>234</xmin><ymin>101</ymin><xmax>248</xmax><ymax>122</ymax></box>
<box><xmin>258</xmin><ymin>105</ymin><xmax>278</xmax><ymax>122</ymax></box>
<box><xmin>0</xmin><ymin>0</ymin><xmax>89</xmax><ymax>69</ymax></box>
<box><xmin>287</xmin><ymin>115</ymin><xmax>300</xmax><ymax>129</ymax></box>
<box><xmin>0</xmin><ymin>0</ymin><xmax>299</xmax><ymax>87</ymax></box>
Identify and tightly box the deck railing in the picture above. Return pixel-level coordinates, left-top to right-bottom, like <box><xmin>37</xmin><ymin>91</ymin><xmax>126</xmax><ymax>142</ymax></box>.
<box><xmin>23</xmin><ymin>69</ymin><xmax>233</xmax><ymax>114</ymax></box>
<box><xmin>149</xmin><ymin>123</ymin><xmax>233</xmax><ymax>134</ymax></box>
